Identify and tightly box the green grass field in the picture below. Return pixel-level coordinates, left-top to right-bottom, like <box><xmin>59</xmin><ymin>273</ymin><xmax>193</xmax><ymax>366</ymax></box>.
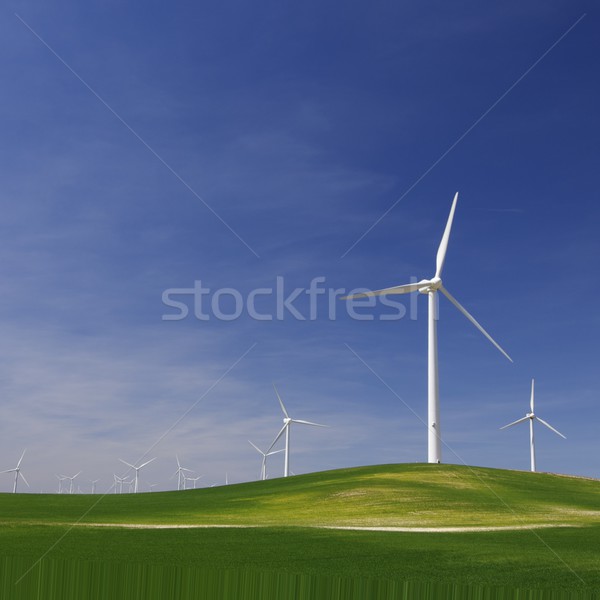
<box><xmin>1</xmin><ymin>464</ymin><xmax>599</xmax><ymax>599</ymax></box>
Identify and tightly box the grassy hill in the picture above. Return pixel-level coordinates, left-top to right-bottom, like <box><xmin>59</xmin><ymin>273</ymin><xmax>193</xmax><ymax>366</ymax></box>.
<box><xmin>1</xmin><ymin>463</ymin><xmax>599</xmax><ymax>528</ymax></box>
<box><xmin>2</xmin><ymin>464</ymin><xmax>600</xmax><ymax>598</ymax></box>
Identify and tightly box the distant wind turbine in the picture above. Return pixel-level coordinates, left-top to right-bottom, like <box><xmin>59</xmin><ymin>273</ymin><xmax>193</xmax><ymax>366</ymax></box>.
<box><xmin>500</xmin><ymin>379</ymin><xmax>565</xmax><ymax>472</ymax></box>
<box><xmin>267</xmin><ymin>383</ymin><xmax>328</xmax><ymax>477</ymax></box>
<box><xmin>113</xmin><ymin>474</ymin><xmax>125</xmax><ymax>494</ymax></box>
<box><xmin>187</xmin><ymin>476</ymin><xmax>202</xmax><ymax>489</ymax></box>
<box><xmin>1</xmin><ymin>450</ymin><xmax>29</xmax><ymax>493</ymax></box>
<box><xmin>60</xmin><ymin>472</ymin><xmax>82</xmax><ymax>495</ymax></box>
<box><xmin>56</xmin><ymin>475</ymin><xmax>67</xmax><ymax>494</ymax></box>
<box><xmin>342</xmin><ymin>193</ymin><xmax>512</xmax><ymax>464</ymax></box>
<box><xmin>248</xmin><ymin>440</ymin><xmax>284</xmax><ymax>480</ymax></box>
<box><xmin>172</xmin><ymin>455</ymin><xmax>194</xmax><ymax>491</ymax></box>
<box><xmin>183</xmin><ymin>474</ymin><xmax>203</xmax><ymax>490</ymax></box>
<box><xmin>119</xmin><ymin>457</ymin><xmax>156</xmax><ymax>494</ymax></box>
<box><xmin>90</xmin><ymin>479</ymin><xmax>99</xmax><ymax>494</ymax></box>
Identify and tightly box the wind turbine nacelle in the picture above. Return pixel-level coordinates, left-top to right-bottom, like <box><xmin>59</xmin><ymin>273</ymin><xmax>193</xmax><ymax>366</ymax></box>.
<box><xmin>418</xmin><ymin>277</ymin><xmax>441</xmax><ymax>294</ymax></box>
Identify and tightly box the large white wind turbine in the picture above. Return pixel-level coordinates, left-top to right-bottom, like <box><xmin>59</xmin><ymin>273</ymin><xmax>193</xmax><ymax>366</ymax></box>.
<box><xmin>172</xmin><ymin>455</ymin><xmax>193</xmax><ymax>491</ymax></box>
<box><xmin>343</xmin><ymin>193</ymin><xmax>512</xmax><ymax>464</ymax></box>
<box><xmin>500</xmin><ymin>379</ymin><xmax>565</xmax><ymax>472</ymax></box>
<box><xmin>248</xmin><ymin>440</ymin><xmax>284</xmax><ymax>481</ymax></box>
<box><xmin>267</xmin><ymin>383</ymin><xmax>328</xmax><ymax>477</ymax></box>
<box><xmin>1</xmin><ymin>450</ymin><xmax>29</xmax><ymax>493</ymax></box>
<box><xmin>118</xmin><ymin>457</ymin><xmax>156</xmax><ymax>494</ymax></box>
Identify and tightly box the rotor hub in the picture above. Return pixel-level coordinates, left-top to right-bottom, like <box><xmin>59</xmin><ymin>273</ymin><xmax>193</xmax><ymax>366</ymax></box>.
<box><xmin>418</xmin><ymin>276</ymin><xmax>442</xmax><ymax>294</ymax></box>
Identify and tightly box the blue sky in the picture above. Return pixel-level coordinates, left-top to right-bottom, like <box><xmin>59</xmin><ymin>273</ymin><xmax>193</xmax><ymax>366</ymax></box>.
<box><xmin>0</xmin><ymin>1</ymin><xmax>598</xmax><ymax>493</ymax></box>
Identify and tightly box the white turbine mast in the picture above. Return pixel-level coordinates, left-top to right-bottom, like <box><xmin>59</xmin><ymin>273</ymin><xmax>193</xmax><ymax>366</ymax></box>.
<box><xmin>113</xmin><ymin>474</ymin><xmax>126</xmax><ymax>494</ymax></box>
<box><xmin>56</xmin><ymin>475</ymin><xmax>67</xmax><ymax>494</ymax></box>
<box><xmin>89</xmin><ymin>479</ymin><xmax>99</xmax><ymax>494</ymax></box>
<box><xmin>1</xmin><ymin>449</ymin><xmax>29</xmax><ymax>493</ymax></box>
<box><xmin>267</xmin><ymin>383</ymin><xmax>328</xmax><ymax>477</ymax></box>
<box><xmin>343</xmin><ymin>192</ymin><xmax>512</xmax><ymax>464</ymax></box>
<box><xmin>171</xmin><ymin>455</ymin><xmax>194</xmax><ymax>491</ymax></box>
<box><xmin>500</xmin><ymin>379</ymin><xmax>566</xmax><ymax>472</ymax></box>
<box><xmin>187</xmin><ymin>476</ymin><xmax>202</xmax><ymax>489</ymax></box>
<box><xmin>118</xmin><ymin>457</ymin><xmax>156</xmax><ymax>494</ymax></box>
<box><xmin>248</xmin><ymin>440</ymin><xmax>284</xmax><ymax>481</ymax></box>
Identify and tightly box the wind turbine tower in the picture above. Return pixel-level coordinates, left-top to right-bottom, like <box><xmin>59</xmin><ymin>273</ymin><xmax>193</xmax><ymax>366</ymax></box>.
<box><xmin>1</xmin><ymin>450</ymin><xmax>29</xmax><ymax>493</ymax></box>
<box><xmin>500</xmin><ymin>379</ymin><xmax>566</xmax><ymax>472</ymax></box>
<box><xmin>268</xmin><ymin>384</ymin><xmax>328</xmax><ymax>477</ymax></box>
<box><xmin>119</xmin><ymin>457</ymin><xmax>156</xmax><ymax>494</ymax></box>
<box><xmin>248</xmin><ymin>440</ymin><xmax>284</xmax><ymax>481</ymax></box>
<box><xmin>343</xmin><ymin>193</ymin><xmax>512</xmax><ymax>463</ymax></box>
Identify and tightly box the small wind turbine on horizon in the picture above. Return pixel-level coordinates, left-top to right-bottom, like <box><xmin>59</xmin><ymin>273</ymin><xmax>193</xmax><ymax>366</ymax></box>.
<box><xmin>90</xmin><ymin>479</ymin><xmax>99</xmax><ymax>494</ymax></box>
<box><xmin>342</xmin><ymin>192</ymin><xmax>512</xmax><ymax>464</ymax></box>
<box><xmin>183</xmin><ymin>474</ymin><xmax>202</xmax><ymax>490</ymax></box>
<box><xmin>118</xmin><ymin>457</ymin><xmax>156</xmax><ymax>494</ymax></box>
<box><xmin>113</xmin><ymin>474</ymin><xmax>126</xmax><ymax>494</ymax></box>
<box><xmin>500</xmin><ymin>379</ymin><xmax>566</xmax><ymax>472</ymax></box>
<box><xmin>248</xmin><ymin>440</ymin><xmax>284</xmax><ymax>481</ymax></box>
<box><xmin>56</xmin><ymin>475</ymin><xmax>67</xmax><ymax>494</ymax></box>
<box><xmin>172</xmin><ymin>455</ymin><xmax>193</xmax><ymax>491</ymax></box>
<box><xmin>267</xmin><ymin>383</ymin><xmax>328</xmax><ymax>477</ymax></box>
<box><xmin>1</xmin><ymin>449</ymin><xmax>29</xmax><ymax>493</ymax></box>
<box><xmin>188</xmin><ymin>476</ymin><xmax>202</xmax><ymax>489</ymax></box>
<box><xmin>60</xmin><ymin>471</ymin><xmax>81</xmax><ymax>495</ymax></box>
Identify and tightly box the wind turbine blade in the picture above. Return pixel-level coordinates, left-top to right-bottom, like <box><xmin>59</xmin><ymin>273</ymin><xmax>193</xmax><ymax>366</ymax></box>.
<box><xmin>248</xmin><ymin>440</ymin><xmax>264</xmax><ymax>455</ymax></box>
<box><xmin>440</xmin><ymin>286</ymin><xmax>513</xmax><ymax>362</ymax></box>
<box><xmin>536</xmin><ymin>417</ymin><xmax>566</xmax><ymax>439</ymax></box>
<box><xmin>20</xmin><ymin>472</ymin><xmax>30</xmax><ymax>487</ymax></box>
<box><xmin>272</xmin><ymin>383</ymin><xmax>289</xmax><ymax>418</ymax></box>
<box><xmin>139</xmin><ymin>457</ymin><xmax>156</xmax><ymax>469</ymax></box>
<box><xmin>0</xmin><ymin>469</ymin><xmax>15</xmax><ymax>475</ymax></box>
<box><xmin>73</xmin><ymin>471</ymin><xmax>82</xmax><ymax>479</ymax></box>
<box><xmin>119</xmin><ymin>459</ymin><xmax>135</xmax><ymax>469</ymax></box>
<box><xmin>267</xmin><ymin>424</ymin><xmax>287</xmax><ymax>453</ymax></box>
<box><xmin>341</xmin><ymin>281</ymin><xmax>430</xmax><ymax>300</ymax></box>
<box><xmin>176</xmin><ymin>455</ymin><xmax>181</xmax><ymax>468</ymax></box>
<box><xmin>16</xmin><ymin>449</ymin><xmax>27</xmax><ymax>468</ymax></box>
<box><xmin>435</xmin><ymin>192</ymin><xmax>459</xmax><ymax>278</ymax></box>
<box><xmin>530</xmin><ymin>379</ymin><xmax>535</xmax><ymax>413</ymax></box>
<box><xmin>266</xmin><ymin>449</ymin><xmax>285</xmax><ymax>456</ymax></box>
<box><xmin>291</xmin><ymin>419</ymin><xmax>329</xmax><ymax>428</ymax></box>
<box><xmin>500</xmin><ymin>416</ymin><xmax>529</xmax><ymax>429</ymax></box>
